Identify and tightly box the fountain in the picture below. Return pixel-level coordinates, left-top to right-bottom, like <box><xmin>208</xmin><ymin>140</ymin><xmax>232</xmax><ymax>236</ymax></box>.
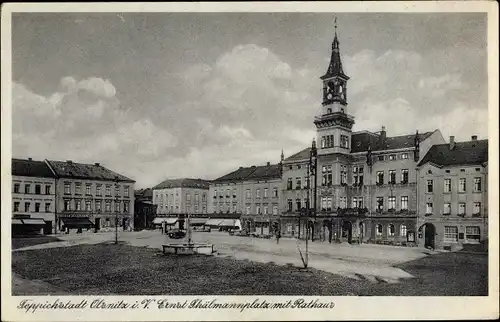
<box><xmin>162</xmin><ymin>214</ymin><xmax>215</xmax><ymax>255</ymax></box>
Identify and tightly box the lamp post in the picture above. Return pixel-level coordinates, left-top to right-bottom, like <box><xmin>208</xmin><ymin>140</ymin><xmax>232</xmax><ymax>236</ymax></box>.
<box><xmin>114</xmin><ymin>177</ymin><xmax>119</xmax><ymax>245</ymax></box>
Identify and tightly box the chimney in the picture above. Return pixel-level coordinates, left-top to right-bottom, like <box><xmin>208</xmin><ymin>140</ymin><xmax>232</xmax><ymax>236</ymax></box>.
<box><xmin>66</xmin><ymin>160</ymin><xmax>73</xmax><ymax>164</ymax></box>
<box><xmin>449</xmin><ymin>136</ymin><xmax>455</xmax><ymax>150</ymax></box>
<box><xmin>379</xmin><ymin>126</ymin><xmax>387</xmax><ymax>145</ymax></box>
<box><xmin>28</xmin><ymin>157</ymin><xmax>32</xmax><ymax>161</ymax></box>
<box><xmin>471</xmin><ymin>135</ymin><xmax>478</xmax><ymax>141</ymax></box>
<box><xmin>94</xmin><ymin>163</ymin><xmax>100</xmax><ymax>166</ymax></box>
<box><xmin>266</xmin><ymin>162</ymin><xmax>270</xmax><ymax>166</ymax></box>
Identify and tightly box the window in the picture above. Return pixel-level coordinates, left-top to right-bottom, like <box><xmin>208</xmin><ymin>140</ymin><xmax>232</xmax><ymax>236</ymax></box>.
<box><xmin>105</xmin><ymin>185</ymin><xmax>111</xmax><ymax>196</ymax></box>
<box><xmin>296</xmin><ymin>199</ymin><xmax>302</xmax><ymax>211</ymax></box>
<box><xmin>353</xmin><ymin>166</ymin><xmax>364</xmax><ymax>186</ymax></box>
<box><xmin>273</xmin><ymin>187</ymin><xmax>278</xmax><ymax>198</ymax></box>
<box><xmin>95</xmin><ymin>200</ymin><xmax>102</xmax><ymax>211</ymax></box>
<box><xmin>202</xmin><ymin>206</ymin><xmax>207</xmax><ymax>214</ymax></box>
<box><xmin>466</xmin><ymin>226</ymin><xmax>480</xmax><ymax>242</ymax></box>
<box><xmin>34</xmin><ymin>203</ymin><xmax>40</xmax><ymax>212</ymax></box>
<box><xmin>340</xmin><ymin>135</ymin><xmax>349</xmax><ymax>149</ymax></box>
<box><xmin>124</xmin><ymin>201</ymin><xmax>129</xmax><ymax>212</ymax></box>
<box><xmin>84</xmin><ymin>184</ymin><xmax>91</xmax><ymax>195</ymax></box>
<box><xmin>426</xmin><ymin>180</ymin><xmax>433</xmax><ymax>193</ymax></box>
<box><xmin>25</xmin><ymin>184</ymin><xmax>31</xmax><ymax>194</ymax></box>
<box><xmin>214</xmin><ymin>189</ymin><xmax>217</xmax><ymax>199</ymax></box>
<box><xmin>389</xmin><ymin>155</ymin><xmax>396</xmax><ymax>161</ymax></box>
<box><xmin>401</xmin><ymin>196</ymin><xmax>408</xmax><ymax>210</ymax></box>
<box><xmin>473</xmin><ymin>202</ymin><xmax>481</xmax><ymax>215</ymax></box>
<box><xmin>426</xmin><ymin>203</ymin><xmax>433</xmax><ymax>214</ymax></box>
<box><xmin>388</xmin><ymin>196</ymin><xmax>396</xmax><ymax>210</ymax></box>
<box><xmin>203</xmin><ymin>193</ymin><xmax>207</xmax><ymax>202</ymax></box>
<box><xmin>35</xmin><ymin>185</ymin><xmax>41</xmax><ymax>194</ymax></box>
<box><xmin>339</xmin><ymin>197</ymin><xmax>347</xmax><ymax>209</ymax></box>
<box><xmin>445</xmin><ymin>170</ymin><xmax>450</xmax><ymax>173</ymax></box>
<box><xmin>226</xmin><ymin>189</ymin><xmax>231</xmax><ymax>198</ymax></box>
<box><xmin>96</xmin><ymin>185</ymin><xmax>102</xmax><ymax>196</ymax></box>
<box><xmin>124</xmin><ymin>186</ymin><xmax>130</xmax><ymax>197</ymax></box>
<box><xmin>340</xmin><ymin>165</ymin><xmax>347</xmax><ymax>185</ymax></box>
<box><xmin>401</xmin><ymin>153</ymin><xmax>408</xmax><ymax>159</ymax></box>
<box><xmin>75</xmin><ymin>183</ymin><xmax>81</xmax><ymax>195</ymax></box>
<box><xmin>44</xmin><ymin>185</ymin><xmax>51</xmax><ymax>195</ymax></box>
<box><xmin>297</xmin><ymin>165</ymin><xmax>301</xmax><ymax>169</ymax></box>
<box><xmin>246</xmin><ymin>189</ymin><xmax>251</xmax><ymax>199</ymax></box>
<box><xmin>14</xmin><ymin>183</ymin><xmax>20</xmax><ymax>193</ymax></box>
<box><xmin>296</xmin><ymin>177</ymin><xmax>302</xmax><ymax>189</ymax></box>
<box><xmin>401</xmin><ymin>169</ymin><xmax>409</xmax><ymax>184</ymax></box>
<box><xmin>75</xmin><ymin>199</ymin><xmax>82</xmax><ymax>211</ymax></box>
<box><xmin>376</xmin><ymin>224</ymin><xmax>383</xmax><ymax>236</ymax></box>
<box><xmin>444</xmin><ymin>226</ymin><xmax>458</xmax><ymax>242</ymax></box>
<box><xmin>321</xmin><ymin>134</ymin><xmax>335</xmax><ymax>148</ymax></box>
<box><xmin>444</xmin><ymin>203</ymin><xmax>451</xmax><ymax>215</ymax></box>
<box><xmin>388</xmin><ymin>224</ymin><xmax>395</xmax><ymax>237</ymax></box>
<box><xmin>272</xmin><ymin>205</ymin><xmax>278</xmax><ymax>215</ymax></box>
<box><xmin>24</xmin><ymin>202</ymin><xmax>31</xmax><ymax>212</ymax></box>
<box><xmin>105</xmin><ymin>201</ymin><xmax>111</xmax><ymax>212</ymax></box>
<box><xmin>389</xmin><ymin>170</ymin><xmax>396</xmax><ymax>184</ymax></box>
<box><xmin>187</xmin><ymin>193</ymin><xmax>191</xmax><ymax>201</ymax></box>
<box><xmin>263</xmin><ymin>206</ymin><xmax>268</xmax><ymax>215</ymax></box>
<box><xmin>14</xmin><ymin>202</ymin><xmax>20</xmax><ymax>212</ymax></box>
<box><xmin>351</xmin><ymin>197</ymin><xmax>357</xmax><ymax>209</ymax></box>
<box><xmin>458</xmin><ymin>203</ymin><xmax>466</xmax><ymax>215</ymax></box>
<box><xmin>115</xmin><ymin>201</ymin><xmax>120</xmax><ymax>212</ymax></box>
<box><xmin>376</xmin><ymin>171</ymin><xmax>384</xmax><ymax>185</ymax></box>
<box><xmin>64</xmin><ymin>200</ymin><xmax>71</xmax><ymax>211</ymax></box>
<box><xmin>400</xmin><ymin>224</ymin><xmax>407</xmax><ymax>237</ymax></box>
<box><xmin>376</xmin><ymin>197</ymin><xmax>384</xmax><ymax>211</ymax></box>
<box><xmin>322</xmin><ymin>166</ymin><xmax>332</xmax><ymax>186</ymax></box>
<box><xmin>473</xmin><ymin>178</ymin><xmax>482</xmax><ymax>192</ymax></box>
<box><xmin>459</xmin><ymin>178</ymin><xmax>466</xmax><ymax>192</ymax></box>
<box><xmin>195</xmin><ymin>194</ymin><xmax>199</xmax><ymax>203</ymax></box>
<box><xmin>256</xmin><ymin>205</ymin><xmax>261</xmax><ymax>214</ymax></box>
<box><xmin>321</xmin><ymin>197</ymin><xmax>332</xmax><ymax>211</ymax></box>
<box><xmin>85</xmin><ymin>200</ymin><xmax>92</xmax><ymax>211</ymax></box>
<box><xmin>264</xmin><ymin>188</ymin><xmax>268</xmax><ymax>198</ymax></box>
<box><xmin>64</xmin><ymin>182</ymin><xmax>71</xmax><ymax>194</ymax></box>
<box><xmin>444</xmin><ymin>179</ymin><xmax>451</xmax><ymax>193</ymax></box>
<box><xmin>255</xmin><ymin>189</ymin><xmax>260</xmax><ymax>198</ymax></box>
<box><xmin>187</xmin><ymin>205</ymin><xmax>191</xmax><ymax>213</ymax></box>
<box><xmin>287</xmin><ymin>199</ymin><xmax>293</xmax><ymax>212</ymax></box>
<box><xmin>115</xmin><ymin>185</ymin><xmax>120</xmax><ymax>197</ymax></box>
<box><xmin>287</xmin><ymin>178</ymin><xmax>293</xmax><ymax>190</ymax></box>
<box><xmin>378</xmin><ymin>155</ymin><xmax>384</xmax><ymax>161</ymax></box>
<box><xmin>246</xmin><ymin>206</ymin><xmax>250</xmax><ymax>215</ymax></box>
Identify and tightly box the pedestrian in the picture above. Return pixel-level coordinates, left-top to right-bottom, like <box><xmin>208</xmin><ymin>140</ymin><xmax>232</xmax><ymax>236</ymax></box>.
<box><xmin>276</xmin><ymin>230</ymin><xmax>281</xmax><ymax>244</ymax></box>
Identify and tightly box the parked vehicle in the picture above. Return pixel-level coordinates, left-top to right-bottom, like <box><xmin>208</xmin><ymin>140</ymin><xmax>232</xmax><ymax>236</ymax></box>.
<box><xmin>229</xmin><ymin>230</ymin><xmax>249</xmax><ymax>236</ymax></box>
<box><xmin>168</xmin><ymin>229</ymin><xmax>186</xmax><ymax>239</ymax></box>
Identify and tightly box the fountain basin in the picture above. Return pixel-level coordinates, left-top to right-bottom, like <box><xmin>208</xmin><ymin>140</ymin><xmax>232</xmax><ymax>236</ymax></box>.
<box><xmin>162</xmin><ymin>243</ymin><xmax>215</xmax><ymax>255</ymax></box>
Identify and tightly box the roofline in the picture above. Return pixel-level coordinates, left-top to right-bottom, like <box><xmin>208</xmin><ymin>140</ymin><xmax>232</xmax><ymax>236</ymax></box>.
<box><xmin>211</xmin><ymin>176</ymin><xmax>281</xmax><ymax>185</ymax></box>
<box><xmin>46</xmin><ymin>159</ymin><xmax>135</xmax><ymax>182</ymax></box>
<box><xmin>417</xmin><ymin>160</ymin><xmax>487</xmax><ymax>168</ymax></box>
<box><xmin>351</xmin><ymin>147</ymin><xmax>415</xmax><ymax>155</ymax></box>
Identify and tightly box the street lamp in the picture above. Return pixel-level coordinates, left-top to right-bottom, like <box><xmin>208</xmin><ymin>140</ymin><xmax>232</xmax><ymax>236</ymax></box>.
<box><xmin>114</xmin><ymin>177</ymin><xmax>119</xmax><ymax>245</ymax></box>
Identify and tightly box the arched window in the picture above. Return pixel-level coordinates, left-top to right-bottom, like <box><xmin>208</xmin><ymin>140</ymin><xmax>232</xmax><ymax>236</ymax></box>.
<box><xmin>376</xmin><ymin>224</ymin><xmax>383</xmax><ymax>236</ymax></box>
<box><xmin>400</xmin><ymin>224</ymin><xmax>407</xmax><ymax>237</ymax></box>
<box><xmin>388</xmin><ymin>224</ymin><xmax>395</xmax><ymax>237</ymax></box>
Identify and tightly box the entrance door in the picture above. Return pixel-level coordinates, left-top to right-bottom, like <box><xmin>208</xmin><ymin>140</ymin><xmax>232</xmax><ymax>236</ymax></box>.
<box><xmin>122</xmin><ymin>218</ymin><xmax>127</xmax><ymax>230</ymax></box>
<box><xmin>43</xmin><ymin>221</ymin><xmax>52</xmax><ymax>235</ymax></box>
<box><xmin>359</xmin><ymin>222</ymin><xmax>364</xmax><ymax>243</ymax></box>
<box><xmin>94</xmin><ymin>218</ymin><xmax>101</xmax><ymax>231</ymax></box>
<box><xmin>424</xmin><ymin>223</ymin><xmax>436</xmax><ymax>249</ymax></box>
<box><xmin>342</xmin><ymin>221</ymin><xmax>353</xmax><ymax>243</ymax></box>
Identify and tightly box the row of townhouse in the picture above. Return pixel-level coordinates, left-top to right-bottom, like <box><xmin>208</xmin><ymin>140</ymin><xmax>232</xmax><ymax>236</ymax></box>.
<box><xmin>11</xmin><ymin>158</ymin><xmax>135</xmax><ymax>235</ymax></box>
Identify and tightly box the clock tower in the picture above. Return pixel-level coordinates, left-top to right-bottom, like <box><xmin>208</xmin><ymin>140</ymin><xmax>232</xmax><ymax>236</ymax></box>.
<box><xmin>314</xmin><ymin>20</ymin><xmax>355</xmax><ymax>156</ymax></box>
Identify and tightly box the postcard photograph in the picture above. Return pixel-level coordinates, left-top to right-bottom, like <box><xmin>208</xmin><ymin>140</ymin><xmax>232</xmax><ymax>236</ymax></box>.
<box><xmin>1</xmin><ymin>2</ymin><xmax>499</xmax><ymax>321</ymax></box>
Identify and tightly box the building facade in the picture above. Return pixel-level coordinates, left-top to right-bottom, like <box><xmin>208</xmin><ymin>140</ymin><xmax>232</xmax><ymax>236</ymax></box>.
<box><xmin>280</xmin><ymin>25</ymin><xmax>447</xmax><ymax>245</ymax></box>
<box><xmin>152</xmin><ymin>178</ymin><xmax>210</xmax><ymax>230</ymax></box>
<box><xmin>210</xmin><ymin>161</ymin><xmax>282</xmax><ymax>235</ymax></box>
<box><xmin>11</xmin><ymin>158</ymin><xmax>57</xmax><ymax>235</ymax></box>
<box><xmin>417</xmin><ymin>137</ymin><xmax>488</xmax><ymax>250</ymax></box>
<box><xmin>46</xmin><ymin>160</ymin><xmax>135</xmax><ymax>233</ymax></box>
<box><xmin>134</xmin><ymin>188</ymin><xmax>157</xmax><ymax>230</ymax></box>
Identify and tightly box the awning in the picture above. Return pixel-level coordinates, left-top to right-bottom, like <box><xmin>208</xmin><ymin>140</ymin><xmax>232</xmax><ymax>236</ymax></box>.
<box><xmin>153</xmin><ymin>217</ymin><xmax>178</xmax><ymax>225</ymax></box>
<box><xmin>187</xmin><ymin>218</ymin><xmax>207</xmax><ymax>225</ymax></box>
<box><xmin>219</xmin><ymin>219</ymin><xmax>237</xmax><ymax>227</ymax></box>
<box><xmin>61</xmin><ymin>217</ymin><xmax>93</xmax><ymax>228</ymax></box>
<box><xmin>22</xmin><ymin>218</ymin><xmax>47</xmax><ymax>225</ymax></box>
<box><xmin>205</xmin><ymin>219</ymin><xmax>223</xmax><ymax>226</ymax></box>
<box><xmin>12</xmin><ymin>219</ymin><xmax>24</xmax><ymax>225</ymax></box>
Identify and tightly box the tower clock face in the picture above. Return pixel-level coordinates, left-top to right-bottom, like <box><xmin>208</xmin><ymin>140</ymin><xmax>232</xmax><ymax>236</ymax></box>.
<box><xmin>339</xmin><ymin>85</ymin><xmax>343</xmax><ymax>93</ymax></box>
<box><xmin>328</xmin><ymin>81</ymin><xmax>335</xmax><ymax>91</ymax></box>
<box><xmin>327</xmin><ymin>92</ymin><xmax>333</xmax><ymax>100</ymax></box>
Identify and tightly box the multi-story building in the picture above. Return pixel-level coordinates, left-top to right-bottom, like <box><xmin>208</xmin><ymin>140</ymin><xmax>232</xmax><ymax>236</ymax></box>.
<box><xmin>134</xmin><ymin>188</ymin><xmax>157</xmax><ymax>230</ymax></box>
<box><xmin>152</xmin><ymin>178</ymin><xmax>210</xmax><ymax>230</ymax></box>
<box><xmin>11</xmin><ymin>158</ymin><xmax>57</xmax><ymax>235</ymax></box>
<box><xmin>280</xmin><ymin>25</ymin><xmax>446</xmax><ymax>245</ymax></box>
<box><xmin>210</xmin><ymin>160</ymin><xmax>282</xmax><ymax>235</ymax></box>
<box><xmin>417</xmin><ymin>136</ymin><xmax>488</xmax><ymax>250</ymax></box>
<box><xmin>46</xmin><ymin>160</ymin><xmax>135</xmax><ymax>233</ymax></box>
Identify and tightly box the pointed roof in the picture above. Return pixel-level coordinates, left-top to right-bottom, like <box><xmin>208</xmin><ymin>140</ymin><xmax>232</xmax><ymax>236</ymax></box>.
<box><xmin>418</xmin><ymin>140</ymin><xmax>488</xmax><ymax>167</ymax></box>
<box><xmin>47</xmin><ymin>160</ymin><xmax>135</xmax><ymax>182</ymax></box>
<box><xmin>350</xmin><ymin>131</ymin><xmax>435</xmax><ymax>153</ymax></box>
<box><xmin>12</xmin><ymin>158</ymin><xmax>57</xmax><ymax>178</ymax></box>
<box><xmin>213</xmin><ymin>163</ymin><xmax>280</xmax><ymax>183</ymax></box>
<box><xmin>321</xmin><ymin>23</ymin><xmax>348</xmax><ymax>80</ymax></box>
<box><xmin>284</xmin><ymin>147</ymin><xmax>311</xmax><ymax>163</ymax></box>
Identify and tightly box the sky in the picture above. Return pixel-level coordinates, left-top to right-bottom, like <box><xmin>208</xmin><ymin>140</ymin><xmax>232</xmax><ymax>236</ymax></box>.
<box><xmin>11</xmin><ymin>12</ymin><xmax>488</xmax><ymax>188</ymax></box>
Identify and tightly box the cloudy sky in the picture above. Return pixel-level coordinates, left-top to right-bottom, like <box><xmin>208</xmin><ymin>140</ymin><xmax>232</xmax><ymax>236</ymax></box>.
<box><xmin>11</xmin><ymin>12</ymin><xmax>488</xmax><ymax>188</ymax></box>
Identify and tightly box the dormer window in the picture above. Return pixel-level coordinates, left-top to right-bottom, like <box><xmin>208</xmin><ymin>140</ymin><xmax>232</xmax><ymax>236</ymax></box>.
<box><xmin>327</xmin><ymin>108</ymin><xmax>332</xmax><ymax>114</ymax></box>
<box><xmin>341</xmin><ymin>108</ymin><xmax>345</xmax><ymax>113</ymax></box>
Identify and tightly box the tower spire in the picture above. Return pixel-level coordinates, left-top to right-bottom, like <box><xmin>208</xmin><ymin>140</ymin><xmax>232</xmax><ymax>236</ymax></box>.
<box><xmin>322</xmin><ymin>16</ymin><xmax>346</xmax><ymax>79</ymax></box>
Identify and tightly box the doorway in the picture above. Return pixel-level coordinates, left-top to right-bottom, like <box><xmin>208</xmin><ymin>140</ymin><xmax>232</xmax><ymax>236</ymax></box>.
<box><xmin>94</xmin><ymin>218</ymin><xmax>101</xmax><ymax>231</ymax></box>
<box><xmin>424</xmin><ymin>223</ymin><xmax>436</xmax><ymax>249</ymax></box>
<box><xmin>342</xmin><ymin>221</ymin><xmax>353</xmax><ymax>243</ymax></box>
<box><xmin>43</xmin><ymin>221</ymin><xmax>52</xmax><ymax>235</ymax></box>
<box><xmin>359</xmin><ymin>222</ymin><xmax>364</xmax><ymax>244</ymax></box>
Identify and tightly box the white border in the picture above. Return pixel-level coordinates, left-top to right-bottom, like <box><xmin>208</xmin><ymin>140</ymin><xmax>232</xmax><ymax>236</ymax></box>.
<box><xmin>1</xmin><ymin>2</ymin><xmax>499</xmax><ymax>321</ymax></box>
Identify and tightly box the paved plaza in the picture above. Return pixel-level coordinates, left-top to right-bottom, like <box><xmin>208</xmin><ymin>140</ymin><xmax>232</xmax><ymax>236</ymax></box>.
<box><xmin>14</xmin><ymin>230</ymin><xmax>436</xmax><ymax>284</ymax></box>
